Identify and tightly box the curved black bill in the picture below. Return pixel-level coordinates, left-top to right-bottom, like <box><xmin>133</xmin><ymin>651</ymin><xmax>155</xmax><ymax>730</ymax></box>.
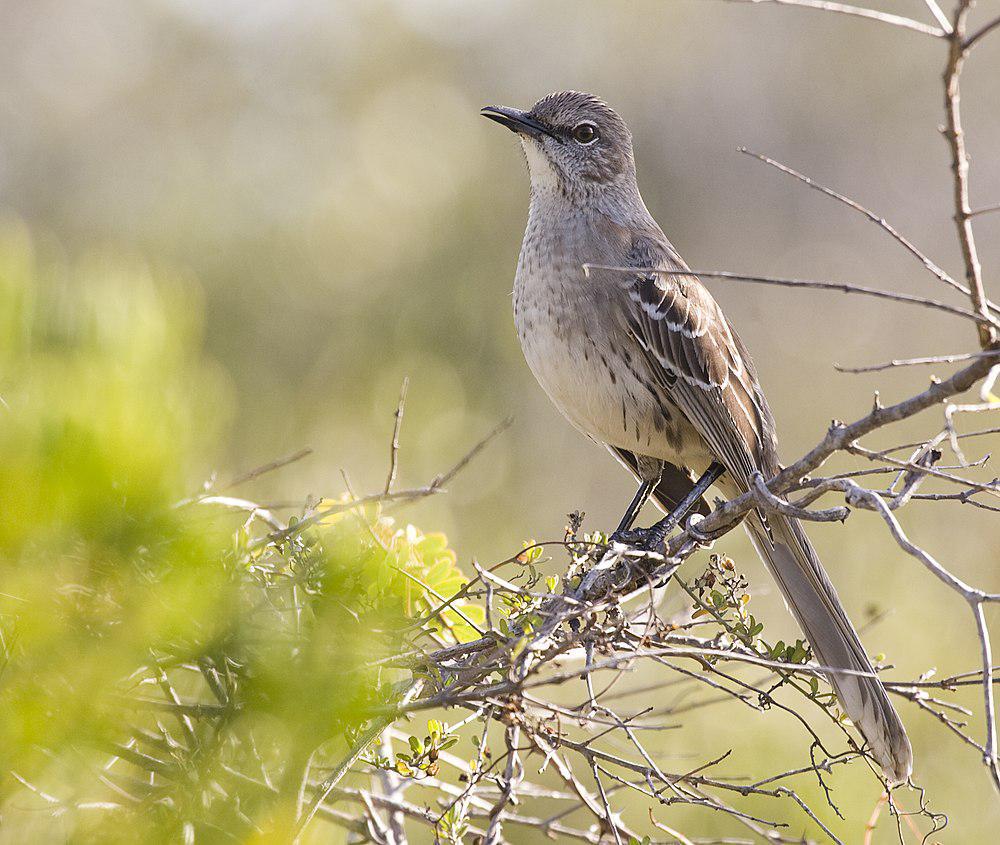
<box><xmin>480</xmin><ymin>105</ymin><xmax>555</xmax><ymax>140</ymax></box>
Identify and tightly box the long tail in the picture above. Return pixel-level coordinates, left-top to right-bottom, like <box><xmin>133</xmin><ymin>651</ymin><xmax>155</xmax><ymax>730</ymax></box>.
<box><xmin>745</xmin><ymin>512</ymin><xmax>912</xmax><ymax>783</ymax></box>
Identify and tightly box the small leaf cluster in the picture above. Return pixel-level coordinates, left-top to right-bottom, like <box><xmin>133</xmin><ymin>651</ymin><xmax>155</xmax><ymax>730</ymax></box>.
<box><xmin>495</xmin><ymin>541</ymin><xmax>552</xmax><ymax>640</ymax></box>
<box><xmin>689</xmin><ymin>555</ymin><xmax>843</xmax><ymax>719</ymax></box>
<box><xmin>438</xmin><ymin>803</ymin><xmax>470</xmax><ymax>844</ymax></box>
<box><xmin>692</xmin><ymin>554</ymin><xmax>763</xmax><ymax>649</ymax></box>
<box><xmin>691</xmin><ymin>556</ymin><xmax>819</xmax><ymax>669</ymax></box>
<box><xmin>371</xmin><ymin>719</ymin><xmax>459</xmax><ymax>780</ymax></box>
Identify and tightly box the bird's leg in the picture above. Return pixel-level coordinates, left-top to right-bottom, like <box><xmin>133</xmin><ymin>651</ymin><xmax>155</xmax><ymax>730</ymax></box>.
<box><xmin>611</xmin><ymin>479</ymin><xmax>657</xmax><ymax>537</ymax></box>
<box><xmin>612</xmin><ymin>462</ymin><xmax>726</xmax><ymax>551</ymax></box>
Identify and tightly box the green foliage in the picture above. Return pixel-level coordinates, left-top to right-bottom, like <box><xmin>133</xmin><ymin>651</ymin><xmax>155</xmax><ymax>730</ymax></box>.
<box><xmin>438</xmin><ymin>802</ymin><xmax>471</xmax><ymax>844</ymax></box>
<box><xmin>689</xmin><ymin>556</ymin><xmax>839</xmax><ymax>715</ymax></box>
<box><xmin>366</xmin><ymin>717</ymin><xmax>459</xmax><ymax>781</ymax></box>
<box><xmin>0</xmin><ymin>227</ymin><xmax>479</xmax><ymax>840</ymax></box>
<box><xmin>320</xmin><ymin>502</ymin><xmax>485</xmax><ymax>644</ymax></box>
<box><xmin>0</xmin><ymin>226</ymin><xmax>233</xmax><ymax>766</ymax></box>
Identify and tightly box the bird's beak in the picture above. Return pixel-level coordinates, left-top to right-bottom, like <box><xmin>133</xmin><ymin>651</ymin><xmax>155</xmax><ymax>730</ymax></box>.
<box><xmin>480</xmin><ymin>105</ymin><xmax>555</xmax><ymax>140</ymax></box>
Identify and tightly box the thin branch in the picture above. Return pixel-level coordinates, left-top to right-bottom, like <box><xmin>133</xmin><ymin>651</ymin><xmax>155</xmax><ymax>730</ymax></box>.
<box><xmin>385</xmin><ymin>377</ymin><xmax>409</xmax><ymax>495</ymax></box>
<box><xmin>922</xmin><ymin>0</ymin><xmax>953</xmax><ymax>34</ymax></box>
<box><xmin>257</xmin><ymin>418</ymin><xmax>511</xmax><ymax>548</ymax></box>
<box><xmin>582</xmin><ymin>264</ymin><xmax>999</xmax><ymax>328</ymax></box>
<box><xmin>719</xmin><ymin>0</ymin><xmax>947</xmax><ymax>38</ymax></box>
<box><xmin>484</xmin><ymin>723</ymin><xmax>523</xmax><ymax>845</ymax></box>
<box><xmin>738</xmin><ymin>148</ymin><xmax>995</xmax><ymax>310</ymax></box>
<box><xmin>294</xmin><ymin>680</ymin><xmax>425</xmax><ymax>842</ymax></box>
<box><xmin>835</xmin><ymin>349</ymin><xmax>1000</xmax><ymax>373</ymax></box>
<box><xmin>845</xmin><ymin>443</ymin><xmax>999</xmax><ymax>499</ymax></box>
<box><xmin>819</xmin><ymin>477</ymin><xmax>1000</xmax><ymax>791</ymax></box>
<box><xmin>944</xmin><ymin>0</ymin><xmax>998</xmax><ymax>349</ymax></box>
<box><xmin>196</xmin><ymin>496</ymin><xmax>286</xmax><ymax>532</ymax></box>
<box><xmin>974</xmin><ymin>600</ymin><xmax>1000</xmax><ymax>791</ymax></box>
<box><xmin>964</xmin><ymin>13</ymin><xmax>1000</xmax><ymax>50</ymax></box>
<box><xmin>970</xmin><ymin>202</ymin><xmax>1000</xmax><ymax>218</ymax></box>
<box><xmin>220</xmin><ymin>448</ymin><xmax>313</xmax><ymax>492</ymax></box>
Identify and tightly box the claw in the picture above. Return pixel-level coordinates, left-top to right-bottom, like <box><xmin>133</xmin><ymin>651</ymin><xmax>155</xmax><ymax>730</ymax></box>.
<box><xmin>609</xmin><ymin>526</ymin><xmax>667</xmax><ymax>551</ymax></box>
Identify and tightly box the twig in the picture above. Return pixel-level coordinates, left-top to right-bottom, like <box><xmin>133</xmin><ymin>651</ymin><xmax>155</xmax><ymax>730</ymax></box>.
<box><xmin>220</xmin><ymin>448</ymin><xmax>313</xmax><ymax>491</ymax></box>
<box><xmin>719</xmin><ymin>0</ymin><xmax>947</xmax><ymax>38</ymax></box>
<box><xmin>257</xmin><ymin>418</ymin><xmax>511</xmax><ymax>548</ymax></box>
<box><xmin>385</xmin><ymin>378</ymin><xmax>409</xmax><ymax>495</ymax></box>
<box><xmin>195</xmin><ymin>496</ymin><xmax>286</xmax><ymax>532</ymax></box>
<box><xmin>964</xmin><ymin>13</ymin><xmax>1000</xmax><ymax>50</ymax></box>
<box><xmin>819</xmin><ymin>477</ymin><xmax>1000</xmax><ymax>791</ymax></box>
<box><xmin>738</xmin><ymin>148</ymin><xmax>994</xmax><ymax>310</ymax></box>
<box><xmin>970</xmin><ymin>202</ymin><xmax>1000</xmax><ymax>218</ymax></box>
<box><xmin>484</xmin><ymin>722</ymin><xmax>522</xmax><ymax>845</ymax></box>
<box><xmin>294</xmin><ymin>680</ymin><xmax>425</xmax><ymax>842</ymax></box>
<box><xmin>944</xmin><ymin>0</ymin><xmax>998</xmax><ymax>349</ymax></box>
<box><xmin>835</xmin><ymin>349</ymin><xmax>1000</xmax><ymax>373</ymax></box>
<box><xmin>582</xmin><ymin>264</ymin><xmax>999</xmax><ymax>327</ymax></box>
<box><xmin>922</xmin><ymin>0</ymin><xmax>953</xmax><ymax>34</ymax></box>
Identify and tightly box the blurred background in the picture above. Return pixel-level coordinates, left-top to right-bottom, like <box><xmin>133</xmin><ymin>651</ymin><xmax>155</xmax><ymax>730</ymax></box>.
<box><xmin>2</xmin><ymin>0</ymin><xmax>999</xmax><ymax>840</ymax></box>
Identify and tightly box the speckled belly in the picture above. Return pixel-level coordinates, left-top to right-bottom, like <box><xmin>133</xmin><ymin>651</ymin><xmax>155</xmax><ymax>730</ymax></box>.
<box><xmin>513</xmin><ymin>292</ymin><xmax>712</xmax><ymax>471</ymax></box>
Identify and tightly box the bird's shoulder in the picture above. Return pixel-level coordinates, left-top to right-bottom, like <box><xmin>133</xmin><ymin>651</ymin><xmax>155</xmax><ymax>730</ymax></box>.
<box><xmin>590</xmin><ymin>214</ymin><xmax>712</xmax><ymax>309</ymax></box>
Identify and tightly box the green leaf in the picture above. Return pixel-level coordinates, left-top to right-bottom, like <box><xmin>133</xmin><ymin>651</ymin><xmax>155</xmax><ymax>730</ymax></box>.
<box><xmin>511</xmin><ymin>636</ymin><xmax>528</xmax><ymax>659</ymax></box>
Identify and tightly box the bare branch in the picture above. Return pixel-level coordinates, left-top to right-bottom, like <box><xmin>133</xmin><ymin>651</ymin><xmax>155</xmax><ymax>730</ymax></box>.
<box><xmin>258</xmin><ymin>418</ymin><xmax>511</xmax><ymax>548</ymax></box>
<box><xmin>582</xmin><ymin>263</ymin><xmax>1000</xmax><ymax>328</ymax></box>
<box><xmin>970</xmin><ymin>202</ymin><xmax>1000</xmax><ymax>218</ymax></box>
<box><xmin>964</xmin><ymin>13</ymin><xmax>1000</xmax><ymax>50</ymax></box>
<box><xmin>719</xmin><ymin>0</ymin><xmax>947</xmax><ymax>38</ymax></box>
<box><xmin>220</xmin><ymin>448</ymin><xmax>313</xmax><ymax>492</ymax></box>
<box><xmin>737</xmin><ymin>148</ymin><xmax>996</xmax><ymax>310</ymax></box>
<box><xmin>385</xmin><ymin>377</ymin><xmax>409</xmax><ymax>495</ymax></box>
<box><xmin>835</xmin><ymin>349</ymin><xmax>1000</xmax><ymax>373</ymax></box>
<box><xmin>944</xmin><ymin>0</ymin><xmax>998</xmax><ymax>349</ymax></box>
<box><xmin>922</xmin><ymin>0</ymin><xmax>953</xmax><ymax>34</ymax></box>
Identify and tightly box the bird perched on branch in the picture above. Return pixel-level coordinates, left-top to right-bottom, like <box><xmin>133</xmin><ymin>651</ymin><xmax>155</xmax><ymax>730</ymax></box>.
<box><xmin>482</xmin><ymin>90</ymin><xmax>912</xmax><ymax>783</ymax></box>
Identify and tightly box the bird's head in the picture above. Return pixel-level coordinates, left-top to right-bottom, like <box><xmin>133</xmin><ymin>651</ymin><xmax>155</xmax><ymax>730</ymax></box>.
<box><xmin>481</xmin><ymin>91</ymin><xmax>637</xmax><ymax>201</ymax></box>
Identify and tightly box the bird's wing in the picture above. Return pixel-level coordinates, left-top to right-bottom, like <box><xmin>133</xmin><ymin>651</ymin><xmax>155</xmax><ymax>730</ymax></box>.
<box><xmin>599</xmin><ymin>225</ymin><xmax>913</xmax><ymax>781</ymax></box>
<box><xmin>616</xmin><ymin>230</ymin><xmax>780</xmax><ymax>489</ymax></box>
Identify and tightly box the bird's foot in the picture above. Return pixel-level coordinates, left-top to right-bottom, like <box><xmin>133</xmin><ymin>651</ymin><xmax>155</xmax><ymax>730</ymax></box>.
<box><xmin>608</xmin><ymin>525</ymin><xmax>668</xmax><ymax>552</ymax></box>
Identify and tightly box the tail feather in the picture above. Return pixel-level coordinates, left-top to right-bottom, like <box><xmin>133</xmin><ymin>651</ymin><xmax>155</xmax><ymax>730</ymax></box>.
<box><xmin>745</xmin><ymin>512</ymin><xmax>912</xmax><ymax>783</ymax></box>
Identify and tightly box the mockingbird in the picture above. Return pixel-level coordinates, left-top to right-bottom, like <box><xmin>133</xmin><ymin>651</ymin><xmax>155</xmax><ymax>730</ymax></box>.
<box><xmin>482</xmin><ymin>91</ymin><xmax>912</xmax><ymax>783</ymax></box>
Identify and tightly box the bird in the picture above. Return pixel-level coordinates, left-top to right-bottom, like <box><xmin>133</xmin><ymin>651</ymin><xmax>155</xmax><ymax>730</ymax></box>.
<box><xmin>481</xmin><ymin>90</ymin><xmax>912</xmax><ymax>783</ymax></box>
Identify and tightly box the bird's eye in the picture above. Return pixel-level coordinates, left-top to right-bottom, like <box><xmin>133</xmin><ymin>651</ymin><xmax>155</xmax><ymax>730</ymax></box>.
<box><xmin>572</xmin><ymin>123</ymin><xmax>599</xmax><ymax>144</ymax></box>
